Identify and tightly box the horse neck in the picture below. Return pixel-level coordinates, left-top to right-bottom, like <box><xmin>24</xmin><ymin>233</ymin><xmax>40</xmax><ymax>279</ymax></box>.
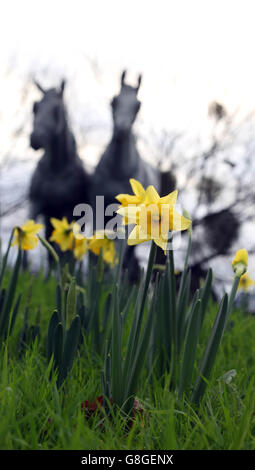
<box><xmin>109</xmin><ymin>130</ymin><xmax>138</xmax><ymax>178</ymax></box>
<box><xmin>47</xmin><ymin>124</ymin><xmax>75</xmax><ymax>171</ymax></box>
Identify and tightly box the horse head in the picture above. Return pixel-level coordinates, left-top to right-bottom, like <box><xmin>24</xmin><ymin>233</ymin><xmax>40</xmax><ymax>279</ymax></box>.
<box><xmin>111</xmin><ymin>70</ymin><xmax>142</xmax><ymax>138</ymax></box>
<box><xmin>30</xmin><ymin>79</ymin><xmax>67</xmax><ymax>150</ymax></box>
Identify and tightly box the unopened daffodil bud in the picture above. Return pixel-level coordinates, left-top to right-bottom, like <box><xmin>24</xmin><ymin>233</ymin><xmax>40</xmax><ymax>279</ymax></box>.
<box><xmin>232</xmin><ymin>249</ymin><xmax>248</xmax><ymax>277</ymax></box>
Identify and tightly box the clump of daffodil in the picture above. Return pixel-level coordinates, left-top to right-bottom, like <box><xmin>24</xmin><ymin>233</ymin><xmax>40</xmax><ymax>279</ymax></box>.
<box><xmin>50</xmin><ymin>218</ymin><xmax>89</xmax><ymax>262</ymax></box>
<box><xmin>12</xmin><ymin>220</ymin><xmax>43</xmax><ymax>250</ymax></box>
<box><xmin>88</xmin><ymin>230</ymin><xmax>117</xmax><ymax>267</ymax></box>
<box><xmin>50</xmin><ymin>217</ymin><xmax>74</xmax><ymax>251</ymax></box>
<box><xmin>117</xmin><ymin>184</ymin><xmax>191</xmax><ymax>252</ymax></box>
<box><xmin>238</xmin><ymin>272</ymin><xmax>255</xmax><ymax>293</ymax></box>
<box><xmin>232</xmin><ymin>249</ymin><xmax>248</xmax><ymax>277</ymax></box>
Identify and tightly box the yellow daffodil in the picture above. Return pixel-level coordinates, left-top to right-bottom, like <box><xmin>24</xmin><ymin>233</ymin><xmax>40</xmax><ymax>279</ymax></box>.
<box><xmin>73</xmin><ymin>237</ymin><xmax>88</xmax><ymax>261</ymax></box>
<box><xmin>117</xmin><ymin>185</ymin><xmax>191</xmax><ymax>252</ymax></box>
<box><xmin>49</xmin><ymin>217</ymin><xmax>74</xmax><ymax>251</ymax></box>
<box><xmin>115</xmin><ymin>178</ymin><xmax>146</xmax><ymax>207</ymax></box>
<box><xmin>72</xmin><ymin>222</ymin><xmax>89</xmax><ymax>261</ymax></box>
<box><xmin>238</xmin><ymin>272</ymin><xmax>255</xmax><ymax>293</ymax></box>
<box><xmin>12</xmin><ymin>220</ymin><xmax>43</xmax><ymax>250</ymax></box>
<box><xmin>88</xmin><ymin>231</ymin><xmax>117</xmax><ymax>267</ymax></box>
<box><xmin>232</xmin><ymin>249</ymin><xmax>248</xmax><ymax>277</ymax></box>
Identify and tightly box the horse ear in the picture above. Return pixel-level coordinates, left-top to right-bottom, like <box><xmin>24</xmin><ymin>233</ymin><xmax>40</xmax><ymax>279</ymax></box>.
<box><xmin>121</xmin><ymin>70</ymin><xmax>126</xmax><ymax>87</ymax></box>
<box><xmin>60</xmin><ymin>79</ymin><xmax>66</xmax><ymax>96</ymax></box>
<box><xmin>136</xmin><ymin>74</ymin><xmax>142</xmax><ymax>93</ymax></box>
<box><xmin>34</xmin><ymin>79</ymin><xmax>46</xmax><ymax>94</ymax></box>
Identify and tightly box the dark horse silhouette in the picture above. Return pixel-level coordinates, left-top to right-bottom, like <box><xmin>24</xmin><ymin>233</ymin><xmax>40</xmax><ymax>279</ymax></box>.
<box><xmin>91</xmin><ymin>71</ymin><xmax>174</xmax><ymax>278</ymax></box>
<box><xmin>29</xmin><ymin>79</ymin><xmax>90</xmax><ymax>256</ymax></box>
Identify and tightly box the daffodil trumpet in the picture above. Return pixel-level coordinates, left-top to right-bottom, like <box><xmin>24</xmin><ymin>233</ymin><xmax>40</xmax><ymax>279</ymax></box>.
<box><xmin>12</xmin><ymin>220</ymin><xmax>43</xmax><ymax>251</ymax></box>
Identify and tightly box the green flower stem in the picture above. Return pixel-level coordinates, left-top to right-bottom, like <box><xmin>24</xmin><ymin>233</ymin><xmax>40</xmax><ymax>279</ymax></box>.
<box><xmin>97</xmin><ymin>248</ymin><xmax>104</xmax><ymax>282</ymax></box>
<box><xmin>136</xmin><ymin>240</ymin><xmax>157</xmax><ymax>339</ymax></box>
<box><xmin>167</xmin><ymin>247</ymin><xmax>177</xmax><ymax>388</ymax></box>
<box><xmin>224</xmin><ymin>275</ymin><xmax>240</xmax><ymax>331</ymax></box>
<box><xmin>115</xmin><ymin>237</ymin><xmax>126</xmax><ymax>285</ymax></box>
<box><xmin>122</xmin><ymin>240</ymin><xmax>157</xmax><ymax>391</ymax></box>
<box><xmin>0</xmin><ymin>247</ymin><xmax>22</xmax><ymax>339</ymax></box>
<box><xmin>37</xmin><ymin>235</ymin><xmax>61</xmax><ymax>281</ymax></box>
<box><xmin>183</xmin><ymin>226</ymin><xmax>192</xmax><ymax>272</ymax></box>
<box><xmin>0</xmin><ymin>229</ymin><xmax>14</xmax><ymax>289</ymax></box>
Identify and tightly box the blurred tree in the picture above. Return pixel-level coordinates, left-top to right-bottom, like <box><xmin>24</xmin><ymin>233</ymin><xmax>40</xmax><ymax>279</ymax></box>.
<box><xmin>140</xmin><ymin>101</ymin><xmax>255</xmax><ymax>293</ymax></box>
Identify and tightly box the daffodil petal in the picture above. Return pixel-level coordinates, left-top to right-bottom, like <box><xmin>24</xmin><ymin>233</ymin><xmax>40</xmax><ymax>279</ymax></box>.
<box><xmin>21</xmin><ymin>220</ymin><xmax>43</xmax><ymax>234</ymax></box>
<box><xmin>73</xmin><ymin>222</ymin><xmax>86</xmax><ymax>240</ymax></box>
<box><xmin>153</xmin><ymin>236</ymin><xmax>168</xmax><ymax>252</ymax></box>
<box><xmin>115</xmin><ymin>194</ymin><xmax>141</xmax><ymax>206</ymax></box>
<box><xmin>128</xmin><ymin>225</ymin><xmax>151</xmax><ymax>246</ymax></box>
<box><xmin>73</xmin><ymin>237</ymin><xmax>88</xmax><ymax>261</ymax></box>
<box><xmin>50</xmin><ymin>230</ymin><xmax>73</xmax><ymax>251</ymax></box>
<box><xmin>50</xmin><ymin>217</ymin><xmax>69</xmax><ymax>230</ymax></box>
<box><xmin>129</xmin><ymin>178</ymin><xmax>145</xmax><ymax>197</ymax></box>
<box><xmin>143</xmin><ymin>186</ymin><xmax>160</xmax><ymax>204</ymax></box>
<box><xmin>232</xmin><ymin>249</ymin><xmax>248</xmax><ymax>268</ymax></box>
<box><xmin>238</xmin><ymin>272</ymin><xmax>255</xmax><ymax>292</ymax></box>
<box><xmin>160</xmin><ymin>190</ymin><xmax>178</xmax><ymax>207</ymax></box>
<box><xmin>116</xmin><ymin>205</ymin><xmax>140</xmax><ymax>225</ymax></box>
<box><xmin>171</xmin><ymin>209</ymin><xmax>191</xmax><ymax>231</ymax></box>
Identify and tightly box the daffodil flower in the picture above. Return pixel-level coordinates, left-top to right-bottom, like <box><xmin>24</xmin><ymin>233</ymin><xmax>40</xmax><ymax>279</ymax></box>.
<box><xmin>238</xmin><ymin>272</ymin><xmax>255</xmax><ymax>292</ymax></box>
<box><xmin>49</xmin><ymin>217</ymin><xmax>74</xmax><ymax>251</ymax></box>
<box><xmin>232</xmin><ymin>249</ymin><xmax>248</xmax><ymax>277</ymax></box>
<box><xmin>12</xmin><ymin>220</ymin><xmax>44</xmax><ymax>250</ymax></box>
<box><xmin>117</xmin><ymin>185</ymin><xmax>191</xmax><ymax>252</ymax></box>
<box><xmin>88</xmin><ymin>231</ymin><xmax>117</xmax><ymax>267</ymax></box>
<box><xmin>71</xmin><ymin>222</ymin><xmax>89</xmax><ymax>261</ymax></box>
<box><xmin>115</xmin><ymin>178</ymin><xmax>146</xmax><ymax>207</ymax></box>
<box><xmin>73</xmin><ymin>237</ymin><xmax>88</xmax><ymax>262</ymax></box>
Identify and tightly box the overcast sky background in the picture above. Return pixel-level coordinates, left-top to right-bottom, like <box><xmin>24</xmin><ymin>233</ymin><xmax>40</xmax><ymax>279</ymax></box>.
<box><xmin>1</xmin><ymin>0</ymin><xmax>255</xmax><ymax>164</ymax></box>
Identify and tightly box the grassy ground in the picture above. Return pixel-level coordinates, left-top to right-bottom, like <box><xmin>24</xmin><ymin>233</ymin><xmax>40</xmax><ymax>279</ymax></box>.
<box><xmin>0</xmin><ymin>269</ymin><xmax>255</xmax><ymax>450</ymax></box>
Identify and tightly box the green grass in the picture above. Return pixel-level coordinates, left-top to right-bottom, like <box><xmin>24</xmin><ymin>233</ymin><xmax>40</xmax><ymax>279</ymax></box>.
<box><xmin>1</xmin><ymin>269</ymin><xmax>255</xmax><ymax>450</ymax></box>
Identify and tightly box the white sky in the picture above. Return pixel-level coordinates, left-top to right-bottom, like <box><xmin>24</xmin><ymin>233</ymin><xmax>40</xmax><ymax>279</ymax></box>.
<box><xmin>1</xmin><ymin>0</ymin><xmax>255</xmax><ymax>170</ymax></box>
<box><xmin>1</xmin><ymin>0</ymin><xmax>255</xmax><ymax>134</ymax></box>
